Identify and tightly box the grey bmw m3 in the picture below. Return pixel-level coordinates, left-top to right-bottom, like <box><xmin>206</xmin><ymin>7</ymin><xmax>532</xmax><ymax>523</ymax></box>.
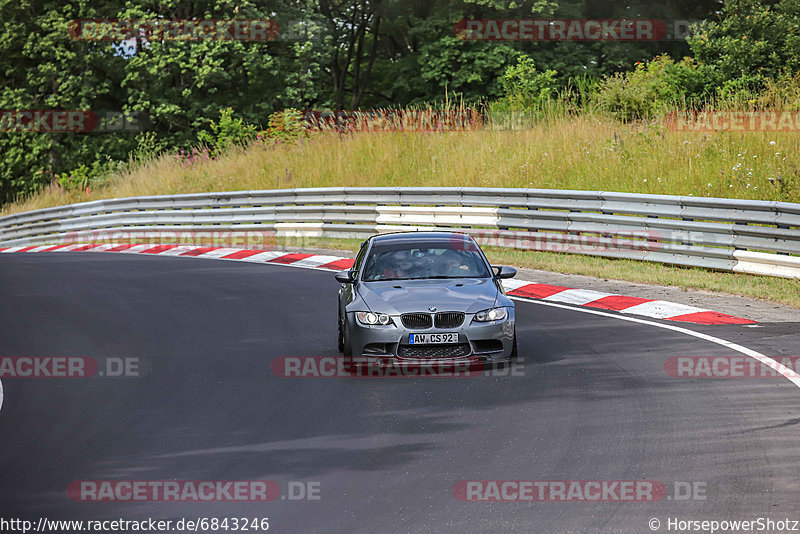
<box><xmin>335</xmin><ymin>231</ymin><xmax>517</xmax><ymax>371</ymax></box>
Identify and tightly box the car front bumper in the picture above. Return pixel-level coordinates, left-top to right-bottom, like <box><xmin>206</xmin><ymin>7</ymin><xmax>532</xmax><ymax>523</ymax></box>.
<box><xmin>346</xmin><ymin>308</ymin><xmax>515</xmax><ymax>367</ymax></box>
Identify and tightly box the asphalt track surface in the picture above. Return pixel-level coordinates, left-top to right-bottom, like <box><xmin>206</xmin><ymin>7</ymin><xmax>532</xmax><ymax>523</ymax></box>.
<box><xmin>1</xmin><ymin>252</ymin><xmax>799</xmax><ymax>533</ymax></box>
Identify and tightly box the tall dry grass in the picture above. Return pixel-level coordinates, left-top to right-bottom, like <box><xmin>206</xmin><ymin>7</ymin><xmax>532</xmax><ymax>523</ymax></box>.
<box><xmin>3</xmin><ymin>114</ymin><xmax>799</xmax><ymax>216</ymax></box>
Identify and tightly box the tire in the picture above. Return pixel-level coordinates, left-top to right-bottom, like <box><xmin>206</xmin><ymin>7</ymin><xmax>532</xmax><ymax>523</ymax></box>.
<box><xmin>343</xmin><ymin>318</ymin><xmax>353</xmax><ymax>357</ymax></box>
<box><xmin>337</xmin><ymin>307</ymin><xmax>345</xmax><ymax>353</ymax></box>
<box><xmin>496</xmin><ymin>331</ymin><xmax>518</xmax><ymax>370</ymax></box>
<box><xmin>342</xmin><ymin>317</ymin><xmax>356</xmax><ymax>373</ymax></box>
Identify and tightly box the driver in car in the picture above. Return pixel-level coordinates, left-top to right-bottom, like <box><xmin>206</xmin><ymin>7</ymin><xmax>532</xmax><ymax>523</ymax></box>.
<box><xmin>381</xmin><ymin>250</ymin><xmax>410</xmax><ymax>279</ymax></box>
<box><xmin>436</xmin><ymin>249</ymin><xmax>470</xmax><ymax>277</ymax></box>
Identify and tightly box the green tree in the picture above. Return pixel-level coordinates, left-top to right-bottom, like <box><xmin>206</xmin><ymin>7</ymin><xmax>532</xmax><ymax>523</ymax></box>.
<box><xmin>0</xmin><ymin>0</ymin><xmax>133</xmax><ymax>204</ymax></box>
<box><xmin>688</xmin><ymin>0</ymin><xmax>800</xmax><ymax>88</ymax></box>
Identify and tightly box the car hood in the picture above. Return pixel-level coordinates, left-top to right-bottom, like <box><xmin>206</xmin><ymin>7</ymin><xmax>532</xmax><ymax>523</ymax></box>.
<box><xmin>358</xmin><ymin>278</ymin><xmax>499</xmax><ymax>315</ymax></box>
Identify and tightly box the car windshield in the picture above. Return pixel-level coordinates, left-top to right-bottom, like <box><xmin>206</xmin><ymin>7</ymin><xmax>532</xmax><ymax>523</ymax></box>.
<box><xmin>361</xmin><ymin>242</ymin><xmax>491</xmax><ymax>281</ymax></box>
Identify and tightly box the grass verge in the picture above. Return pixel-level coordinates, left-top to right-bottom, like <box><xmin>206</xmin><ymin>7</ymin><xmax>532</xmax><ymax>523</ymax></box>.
<box><xmin>3</xmin><ymin>116</ymin><xmax>800</xmax><ymax>216</ymax></box>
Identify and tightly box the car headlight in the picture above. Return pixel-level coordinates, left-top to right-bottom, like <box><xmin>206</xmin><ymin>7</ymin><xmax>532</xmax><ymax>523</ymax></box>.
<box><xmin>356</xmin><ymin>311</ymin><xmax>393</xmax><ymax>326</ymax></box>
<box><xmin>473</xmin><ymin>307</ymin><xmax>508</xmax><ymax>322</ymax></box>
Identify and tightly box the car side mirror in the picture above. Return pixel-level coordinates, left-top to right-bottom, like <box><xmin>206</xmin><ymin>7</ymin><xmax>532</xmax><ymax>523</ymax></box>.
<box><xmin>493</xmin><ymin>266</ymin><xmax>516</xmax><ymax>279</ymax></box>
<box><xmin>335</xmin><ymin>270</ymin><xmax>355</xmax><ymax>283</ymax></box>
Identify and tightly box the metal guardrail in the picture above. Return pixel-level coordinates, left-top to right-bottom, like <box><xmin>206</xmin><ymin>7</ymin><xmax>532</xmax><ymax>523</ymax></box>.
<box><xmin>1</xmin><ymin>187</ymin><xmax>799</xmax><ymax>278</ymax></box>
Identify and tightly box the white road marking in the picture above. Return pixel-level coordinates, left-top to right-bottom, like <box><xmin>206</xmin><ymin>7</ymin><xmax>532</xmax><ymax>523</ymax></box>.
<box><xmin>500</xmin><ymin>279</ymin><xmax>532</xmax><ymax>292</ymax></box>
<box><xmin>234</xmin><ymin>251</ymin><xmax>288</xmax><ymax>263</ymax></box>
<box><xmin>289</xmin><ymin>255</ymin><xmax>346</xmax><ymax>268</ymax></box>
<box><xmin>51</xmin><ymin>244</ymin><xmax>91</xmax><ymax>251</ymax></box>
<box><xmin>148</xmin><ymin>245</ymin><xmax>202</xmax><ymax>256</ymax></box>
<box><xmin>542</xmin><ymin>288</ymin><xmax>612</xmax><ymax>306</ymax></box>
<box><xmin>193</xmin><ymin>247</ymin><xmax>244</xmax><ymax>259</ymax></box>
<box><xmin>116</xmin><ymin>244</ymin><xmax>158</xmax><ymax>253</ymax></box>
<box><xmin>509</xmin><ymin>295</ymin><xmax>800</xmax><ymax>390</ymax></box>
<box><xmin>620</xmin><ymin>300</ymin><xmax>708</xmax><ymax>319</ymax></box>
<box><xmin>82</xmin><ymin>243</ymin><xmax>118</xmax><ymax>252</ymax></box>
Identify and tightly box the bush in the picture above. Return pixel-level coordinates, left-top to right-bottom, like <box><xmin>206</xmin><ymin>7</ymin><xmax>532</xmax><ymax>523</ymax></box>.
<box><xmin>198</xmin><ymin>108</ymin><xmax>258</xmax><ymax>156</ymax></box>
<box><xmin>714</xmin><ymin>73</ymin><xmax>767</xmax><ymax>109</ymax></box>
<box><xmin>53</xmin><ymin>158</ymin><xmax>123</xmax><ymax>191</ymax></box>
<box><xmin>595</xmin><ymin>56</ymin><xmax>714</xmax><ymax>120</ymax></box>
<box><xmin>567</xmin><ymin>74</ymin><xmax>601</xmax><ymax>110</ymax></box>
<box><xmin>130</xmin><ymin>131</ymin><xmax>167</xmax><ymax>163</ymax></box>
<box><xmin>54</xmin><ymin>164</ymin><xmax>91</xmax><ymax>191</ymax></box>
<box><xmin>487</xmin><ymin>56</ymin><xmax>560</xmax><ymax>127</ymax></box>
<box><xmin>760</xmin><ymin>72</ymin><xmax>800</xmax><ymax>110</ymax></box>
<box><xmin>688</xmin><ymin>0</ymin><xmax>800</xmax><ymax>88</ymax></box>
<box><xmin>494</xmin><ymin>56</ymin><xmax>558</xmax><ymax>112</ymax></box>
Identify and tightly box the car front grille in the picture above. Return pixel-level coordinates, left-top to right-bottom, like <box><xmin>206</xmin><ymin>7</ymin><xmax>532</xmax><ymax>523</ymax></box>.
<box><xmin>401</xmin><ymin>313</ymin><xmax>433</xmax><ymax>329</ymax></box>
<box><xmin>397</xmin><ymin>343</ymin><xmax>472</xmax><ymax>359</ymax></box>
<box><xmin>434</xmin><ymin>312</ymin><xmax>465</xmax><ymax>328</ymax></box>
<box><xmin>401</xmin><ymin>312</ymin><xmax>465</xmax><ymax>329</ymax></box>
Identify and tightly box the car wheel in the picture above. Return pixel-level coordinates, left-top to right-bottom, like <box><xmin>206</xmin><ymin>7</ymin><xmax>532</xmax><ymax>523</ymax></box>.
<box><xmin>342</xmin><ymin>317</ymin><xmax>355</xmax><ymax>373</ymax></box>
<box><xmin>496</xmin><ymin>331</ymin><xmax>518</xmax><ymax>370</ymax></box>
<box><xmin>337</xmin><ymin>307</ymin><xmax>345</xmax><ymax>353</ymax></box>
<box><xmin>509</xmin><ymin>331</ymin><xmax>518</xmax><ymax>363</ymax></box>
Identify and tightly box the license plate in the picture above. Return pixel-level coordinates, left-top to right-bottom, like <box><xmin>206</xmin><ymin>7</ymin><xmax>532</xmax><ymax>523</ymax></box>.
<box><xmin>409</xmin><ymin>333</ymin><xmax>458</xmax><ymax>344</ymax></box>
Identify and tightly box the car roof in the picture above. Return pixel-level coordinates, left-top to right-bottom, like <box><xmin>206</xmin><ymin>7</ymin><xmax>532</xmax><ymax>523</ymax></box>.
<box><xmin>370</xmin><ymin>231</ymin><xmax>471</xmax><ymax>244</ymax></box>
